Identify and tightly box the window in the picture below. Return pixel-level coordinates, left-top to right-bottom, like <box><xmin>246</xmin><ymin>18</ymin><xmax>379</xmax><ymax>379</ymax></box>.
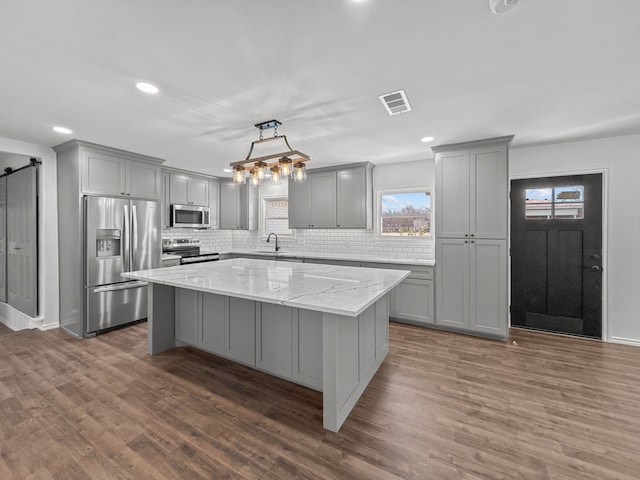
<box><xmin>378</xmin><ymin>190</ymin><xmax>432</xmax><ymax>237</ymax></box>
<box><xmin>262</xmin><ymin>196</ymin><xmax>293</xmax><ymax>236</ymax></box>
<box><xmin>525</xmin><ymin>185</ymin><xmax>584</xmax><ymax>220</ymax></box>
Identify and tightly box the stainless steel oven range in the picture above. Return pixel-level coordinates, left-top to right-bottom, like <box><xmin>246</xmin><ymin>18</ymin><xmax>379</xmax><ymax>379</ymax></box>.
<box><xmin>162</xmin><ymin>238</ymin><xmax>220</xmax><ymax>264</ymax></box>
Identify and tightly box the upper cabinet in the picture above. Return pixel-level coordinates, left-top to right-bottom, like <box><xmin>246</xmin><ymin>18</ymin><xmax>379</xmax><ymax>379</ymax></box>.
<box><xmin>53</xmin><ymin>140</ymin><xmax>164</xmax><ymax>201</ymax></box>
<box><xmin>288</xmin><ymin>162</ymin><xmax>373</xmax><ymax>229</ymax></box>
<box><xmin>289</xmin><ymin>171</ymin><xmax>337</xmax><ymax>229</ymax></box>
<box><xmin>434</xmin><ymin>139</ymin><xmax>510</xmax><ymax>239</ymax></box>
<box><xmin>162</xmin><ymin>167</ymin><xmax>220</xmax><ymax>229</ymax></box>
<box><xmin>82</xmin><ymin>150</ymin><xmax>161</xmax><ymax>200</ymax></box>
<box><xmin>219</xmin><ymin>180</ymin><xmax>258</xmax><ymax>230</ymax></box>
<box><xmin>337</xmin><ymin>165</ymin><xmax>373</xmax><ymax>229</ymax></box>
<box><xmin>169</xmin><ymin>173</ymin><xmax>209</xmax><ymax>206</ymax></box>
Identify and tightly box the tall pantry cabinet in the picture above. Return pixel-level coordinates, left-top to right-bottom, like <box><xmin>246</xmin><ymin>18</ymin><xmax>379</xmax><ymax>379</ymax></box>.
<box><xmin>433</xmin><ymin>136</ymin><xmax>513</xmax><ymax>339</ymax></box>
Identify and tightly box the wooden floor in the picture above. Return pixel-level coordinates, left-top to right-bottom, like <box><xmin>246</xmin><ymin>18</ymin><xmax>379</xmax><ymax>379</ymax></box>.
<box><xmin>1</xmin><ymin>323</ymin><xmax>639</xmax><ymax>480</ymax></box>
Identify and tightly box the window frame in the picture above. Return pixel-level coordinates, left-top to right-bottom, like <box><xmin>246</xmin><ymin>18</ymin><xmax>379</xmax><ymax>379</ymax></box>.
<box><xmin>374</xmin><ymin>186</ymin><xmax>435</xmax><ymax>242</ymax></box>
<box><xmin>260</xmin><ymin>194</ymin><xmax>295</xmax><ymax>239</ymax></box>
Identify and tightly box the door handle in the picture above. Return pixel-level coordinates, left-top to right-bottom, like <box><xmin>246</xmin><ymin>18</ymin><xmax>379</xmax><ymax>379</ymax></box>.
<box><xmin>123</xmin><ymin>204</ymin><xmax>130</xmax><ymax>272</ymax></box>
<box><xmin>585</xmin><ymin>265</ymin><xmax>602</xmax><ymax>272</ymax></box>
<box><xmin>132</xmin><ymin>204</ymin><xmax>138</xmax><ymax>270</ymax></box>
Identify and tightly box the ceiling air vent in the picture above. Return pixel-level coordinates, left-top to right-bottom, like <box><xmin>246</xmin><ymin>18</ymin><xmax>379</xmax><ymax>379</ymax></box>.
<box><xmin>379</xmin><ymin>89</ymin><xmax>412</xmax><ymax>116</ymax></box>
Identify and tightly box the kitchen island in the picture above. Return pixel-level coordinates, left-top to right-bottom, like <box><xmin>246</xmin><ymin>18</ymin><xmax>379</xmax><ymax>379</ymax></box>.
<box><xmin>123</xmin><ymin>258</ymin><xmax>410</xmax><ymax>431</ymax></box>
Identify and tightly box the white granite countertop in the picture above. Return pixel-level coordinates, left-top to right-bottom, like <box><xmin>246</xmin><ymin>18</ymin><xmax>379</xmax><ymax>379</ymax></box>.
<box><xmin>210</xmin><ymin>249</ymin><xmax>435</xmax><ymax>267</ymax></box>
<box><xmin>123</xmin><ymin>257</ymin><xmax>410</xmax><ymax>316</ymax></box>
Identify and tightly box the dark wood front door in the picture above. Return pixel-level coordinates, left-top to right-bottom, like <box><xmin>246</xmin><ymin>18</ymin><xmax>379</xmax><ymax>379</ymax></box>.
<box><xmin>511</xmin><ymin>174</ymin><xmax>602</xmax><ymax>338</ymax></box>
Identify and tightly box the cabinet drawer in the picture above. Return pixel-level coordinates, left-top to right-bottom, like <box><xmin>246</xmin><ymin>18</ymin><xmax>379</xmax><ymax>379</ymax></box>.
<box><xmin>360</xmin><ymin>262</ymin><xmax>433</xmax><ymax>280</ymax></box>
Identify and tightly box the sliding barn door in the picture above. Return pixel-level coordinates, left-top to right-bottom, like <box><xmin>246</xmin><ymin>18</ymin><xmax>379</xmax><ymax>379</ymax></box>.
<box><xmin>7</xmin><ymin>167</ymin><xmax>38</xmax><ymax>316</ymax></box>
<box><xmin>0</xmin><ymin>176</ymin><xmax>6</xmax><ymax>303</ymax></box>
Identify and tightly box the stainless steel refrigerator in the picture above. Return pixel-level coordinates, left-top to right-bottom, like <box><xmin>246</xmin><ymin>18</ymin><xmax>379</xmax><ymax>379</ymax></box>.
<box><xmin>85</xmin><ymin>196</ymin><xmax>160</xmax><ymax>334</ymax></box>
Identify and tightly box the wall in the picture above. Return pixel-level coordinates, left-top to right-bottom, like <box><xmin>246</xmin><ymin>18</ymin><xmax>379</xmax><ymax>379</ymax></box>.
<box><xmin>0</xmin><ymin>136</ymin><xmax>59</xmax><ymax>331</ymax></box>
<box><xmin>232</xmin><ymin>159</ymin><xmax>436</xmax><ymax>260</ymax></box>
<box><xmin>510</xmin><ymin>133</ymin><xmax>640</xmax><ymax>345</ymax></box>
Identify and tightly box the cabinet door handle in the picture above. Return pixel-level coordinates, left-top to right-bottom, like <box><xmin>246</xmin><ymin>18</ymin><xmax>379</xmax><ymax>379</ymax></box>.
<box><xmin>464</xmin><ymin>234</ymin><xmax>469</xmax><ymax>237</ymax></box>
<box><xmin>470</xmin><ymin>234</ymin><xmax>475</xmax><ymax>237</ymax></box>
<box><xmin>120</xmin><ymin>192</ymin><xmax>126</xmax><ymax>195</ymax></box>
<box><xmin>471</xmin><ymin>240</ymin><xmax>475</xmax><ymax>244</ymax></box>
<box><xmin>464</xmin><ymin>240</ymin><xmax>468</xmax><ymax>244</ymax></box>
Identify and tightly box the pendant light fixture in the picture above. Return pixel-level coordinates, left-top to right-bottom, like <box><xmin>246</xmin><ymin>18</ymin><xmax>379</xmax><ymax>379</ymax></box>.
<box><xmin>230</xmin><ymin>120</ymin><xmax>310</xmax><ymax>185</ymax></box>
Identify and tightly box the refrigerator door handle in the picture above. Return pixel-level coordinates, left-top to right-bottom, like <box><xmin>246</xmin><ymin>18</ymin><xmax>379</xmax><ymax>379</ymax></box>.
<box><xmin>93</xmin><ymin>281</ymin><xmax>148</xmax><ymax>293</ymax></box>
<box><xmin>132</xmin><ymin>204</ymin><xmax>138</xmax><ymax>270</ymax></box>
<box><xmin>123</xmin><ymin>204</ymin><xmax>130</xmax><ymax>272</ymax></box>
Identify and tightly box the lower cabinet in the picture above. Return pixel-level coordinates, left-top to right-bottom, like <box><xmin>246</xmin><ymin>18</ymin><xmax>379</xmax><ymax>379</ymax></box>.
<box><xmin>390</xmin><ymin>277</ymin><xmax>435</xmax><ymax>325</ymax></box>
<box><xmin>176</xmin><ymin>289</ymin><xmax>323</xmax><ymax>390</ymax></box>
<box><xmin>227</xmin><ymin>297</ymin><xmax>256</xmax><ymax>365</ymax></box>
<box><xmin>175</xmin><ymin>289</ymin><xmax>200</xmax><ymax>345</ymax></box>
<box><xmin>256</xmin><ymin>303</ymin><xmax>293</xmax><ymax>378</ymax></box>
<box><xmin>435</xmin><ymin>238</ymin><xmax>507</xmax><ymax>336</ymax></box>
<box><xmin>360</xmin><ymin>262</ymin><xmax>435</xmax><ymax>326</ymax></box>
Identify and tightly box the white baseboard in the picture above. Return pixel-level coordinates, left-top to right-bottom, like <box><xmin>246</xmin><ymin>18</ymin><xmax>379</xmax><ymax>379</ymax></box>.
<box><xmin>610</xmin><ymin>336</ymin><xmax>640</xmax><ymax>347</ymax></box>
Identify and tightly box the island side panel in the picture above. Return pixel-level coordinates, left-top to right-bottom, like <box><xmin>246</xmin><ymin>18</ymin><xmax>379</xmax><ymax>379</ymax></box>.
<box><xmin>322</xmin><ymin>293</ymin><xmax>390</xmax><ymax>432</ymax></box>
<box><xmin>147</xmin><ymin>283</ymin><xmax>176</xmax><ymax>354</ymax></box>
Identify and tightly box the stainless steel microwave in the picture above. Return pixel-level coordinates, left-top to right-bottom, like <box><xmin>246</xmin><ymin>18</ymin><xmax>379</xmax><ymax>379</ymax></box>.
<box><xmin>170</xmin><ymin>204</ymin><xmax>210</xmax><ymax>228</ymax></box>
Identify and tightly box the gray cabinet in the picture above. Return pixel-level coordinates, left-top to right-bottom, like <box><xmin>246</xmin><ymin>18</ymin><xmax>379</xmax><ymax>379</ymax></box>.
<box><xmin>289</xmin><ymin>171</ymin><xmax>337</xmax><ymax>228</ymax></box>
<box><xmin>361</xmin><ymin>262</ymin><xmax>434</xmax><ymax>326</ymax></box>
<box><xmin>434</xmin><ymin>239</ymin><xmax>468</xmax><ymax>329</ymax></box>
<box><xmin>219</xmin><ymin>181</ymin><xmax>258</xmax><ymax>230</ymax></box>
<box><xmin>435</xmin><ymin>143</ymin><xmax>508</xmax><ymax>239</ymax></box>
<box><xmin>337</xmin><ymin>165</ymin><xmax>373</xmax><ymax>229</ymax></box>
<box><xmin>175</xmin><ymin>289</ymin><xmax>200</xmax><ymax>345</ymax></box>
<box><xmin>201</xmin><ymin>293</ymin><xmax>226</xmax><ymax>355</ymax></box>
<box><xmin>227</xmin><ymin>297</ymin><xmax>256</xmax><ymax>365</ymax></box>
<box><xmin>470</xmin><ymin>239</ymin><xmax>507</xmax><ymax>335</ymax></box>
<box><xmin>288</xmin><ymin>162</ymin><xmax>373</xmax><ymax>230</ymax></box>
<box><xmin>435</xmin><ymin>238</ymin><xmax>507</xmax><ymax>334</ymax></box>
<box><xmin>209</xmin><ymin>180</ymin><xmax>220</xmax><ymax>229</ymax></box>
<box><xmin>256</xmin><ymin>303</ymin><xmax>293</xmax><ymax>378</ymax></box>
<box><xmin>304</xmin><ymin>258</ymin><xmax>361</xmax><ymax>267</ymax></box>
<box><xmin>391</xmin><ymin>277</ymin><xmax>434</xmax><ymax>325</ymax></box>
<box><xmin>433</xmin><ymin>136</ymin><xmax>512</xmax><ymax>339</ymax></box>
<box><xmin>81</xmin><ymin>150</ymin><xmax>161</xmax><ymax>200</ymax></box>
<box><xmin>161</xmin><ymin>171</ymin><xmax>170</xmax><ymax>228</ymax></box>
<box><xmin>169</xmin><ymin>173</ymin><xmax>209</xmax><ymax>206</ymax></box>
<box><xmin>162</xmin><ymin>168</ymin><xmax>220</xmax><ymax>229</ymax></box>
<box><xmin>162</xmin><ymin>257</ymin><xmax>181</xmax><ymax>267</ymax></box>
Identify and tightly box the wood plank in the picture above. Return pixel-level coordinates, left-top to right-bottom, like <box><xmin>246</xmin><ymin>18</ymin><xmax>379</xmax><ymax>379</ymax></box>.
<box><xmin>0</xmin><ymin>322</ymin><xmax>639</xmax><ymax>479</ymax></box>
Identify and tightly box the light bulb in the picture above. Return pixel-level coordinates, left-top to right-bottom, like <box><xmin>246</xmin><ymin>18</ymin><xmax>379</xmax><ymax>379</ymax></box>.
<box><xmin>232</xmin><ymin>166</ymin><xmax>245</xmax><ymax>184</ymax></box>
<box><xmin>279</xmin><ymin>157</ymin><xmax>293</xmax><ymax>177</ymax></box>
<box><xmin>255</xmin><ymin>161</ymin><xmax>267</xmax><ymax>180</ymax></box>
<box><xmin>293</xmin><ymin>162</ymin><xmax>307</xmax><ymax>182</ymax></box>
<box><xmin>249</xmin><ymin>168</ymin><xmax>261</xmax><ymax>186</ymax></box>
<box><xmin>270</xmin><ymin>166</ymin><xmax>282</xmax><ymax>185</ymax></box>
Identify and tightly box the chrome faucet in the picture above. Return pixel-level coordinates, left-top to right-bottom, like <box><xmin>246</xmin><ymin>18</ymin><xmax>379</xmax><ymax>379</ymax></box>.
<box><xmin>266</xmin><ymin>232</ymin><xmax>279</xmax><ymax>252</ymax></box>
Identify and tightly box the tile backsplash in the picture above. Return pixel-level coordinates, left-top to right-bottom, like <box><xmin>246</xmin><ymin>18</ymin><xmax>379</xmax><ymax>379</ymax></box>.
<box><xmin>162</xmin><ymin>228</ymin><xmax>434</xmax><ymax>260</ymax></box>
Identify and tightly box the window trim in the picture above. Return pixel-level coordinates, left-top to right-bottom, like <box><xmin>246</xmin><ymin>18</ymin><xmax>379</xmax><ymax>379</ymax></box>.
<box><xmin>260</xmin><ymin>194</ymin><xmax>295</xmax><ymax>239</ymax></box>
<box><xmin>374</xmin><ymin>186</ymin><xmax>434</xmax><ymax>242</ymax></box>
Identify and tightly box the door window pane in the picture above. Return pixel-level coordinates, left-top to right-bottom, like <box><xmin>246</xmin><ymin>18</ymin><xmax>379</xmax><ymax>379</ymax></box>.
<box><xmin>526</xmin><ymin>186</ymin><xmax>584</xmax><ymax>220</ymax></box>
<box><xmin>525</xmin><ymin>188</ymin><xmax>552</xmax><ymax>219</ymax></box>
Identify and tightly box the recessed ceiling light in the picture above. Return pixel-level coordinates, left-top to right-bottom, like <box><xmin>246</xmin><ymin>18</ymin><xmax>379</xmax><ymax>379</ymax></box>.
<box><xmin>53</xmin><ymin>126</ymin><xmax>73</xmax><ymax>134</ymax></box>
<box><xmin>136</xmin><ymin>82</ymin><xmax>159</xmax><ymax>94</ymax></box>
<box><xmin>421</xmin><ymin>136</ymin><xmax>435</xmax><ymax>143</ymax></box>
<box><xmin>223</xmin><ymin>168</ymin><xmax>233</xmax><ymax>173</ymax></box>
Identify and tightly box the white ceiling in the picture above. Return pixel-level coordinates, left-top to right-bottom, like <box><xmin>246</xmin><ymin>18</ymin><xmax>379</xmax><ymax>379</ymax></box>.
<box><xmin>1</xmin><ymin>0</ymin><xmax>639</xmax><ymax>177</ymax></box>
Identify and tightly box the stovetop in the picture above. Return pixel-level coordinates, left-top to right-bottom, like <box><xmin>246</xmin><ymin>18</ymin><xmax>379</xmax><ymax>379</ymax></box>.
<box><xmin>162</xmin><ymin>237</ymin><xmax>218</xmax><ymax>258</ymax></box>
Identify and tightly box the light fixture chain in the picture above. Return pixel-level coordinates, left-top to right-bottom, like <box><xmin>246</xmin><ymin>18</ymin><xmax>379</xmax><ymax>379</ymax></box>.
<box><xmin>274</xmin><ymin>124</ymin><xmax>279</xmax><ymax>137</ymax></box>
<box><xmin>259</xmin><ymin>129</ymin><xmax>263</xmax><ymax>140</ymax></box>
